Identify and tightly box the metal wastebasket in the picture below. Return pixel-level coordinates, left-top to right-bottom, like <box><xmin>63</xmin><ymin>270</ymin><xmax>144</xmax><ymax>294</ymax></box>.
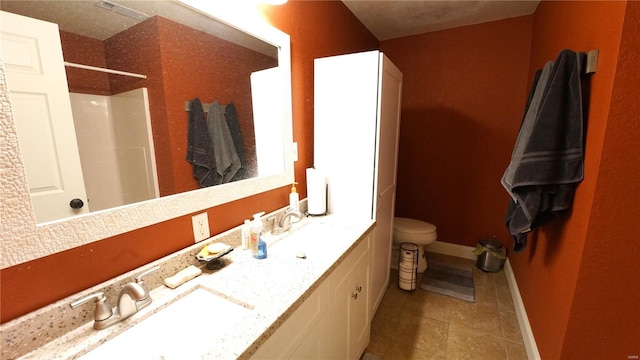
<box><xmin>474</xmin><ymin>238</ymin><xmax>506</xmax><ymax>272</ymax></box>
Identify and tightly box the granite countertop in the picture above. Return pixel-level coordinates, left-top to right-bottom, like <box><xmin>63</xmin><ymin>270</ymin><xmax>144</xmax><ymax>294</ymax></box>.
<box><xmin>10</xmin><ymin>214</ymin><xmax>375</xmax><ymax>360</ymax></box>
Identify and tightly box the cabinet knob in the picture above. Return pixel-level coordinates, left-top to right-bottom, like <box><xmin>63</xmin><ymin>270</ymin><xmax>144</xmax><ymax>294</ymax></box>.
<box><xmin>351</xmin><ymin>293</ymin><xmax>358</xmax><ymax>300</ymax></box>
<box><xmin>356</xmin><ymin>286</ymin><xmax>362</xmax><ymax>293</ymax></box>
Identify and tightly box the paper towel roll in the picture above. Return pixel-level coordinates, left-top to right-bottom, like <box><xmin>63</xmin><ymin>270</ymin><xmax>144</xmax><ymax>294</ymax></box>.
<box><xmin>306</xmin><ymin>167</ymin><xmax>326</xmax><ymax>215</ymax></box>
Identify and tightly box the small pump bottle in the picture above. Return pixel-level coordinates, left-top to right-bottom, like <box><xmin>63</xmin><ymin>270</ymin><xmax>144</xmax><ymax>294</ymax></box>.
<box><xmin>256</xmin><ymin>237</ymin><xmax>267</xmax><ymax>259</ymax></box>
<box><xmin>242</xmin><ymin>219</ymin><xmax>251</xmax><ymax>249</ymax></box>
<box><xmin>249</xmin><ymin>212</ymin><xmax>264</xmax><ymax>256</ymax></box>
<box><xmin>289</xmin><ymin>182</ymin><xmax>299</xmax><ymax>212</ymax></box>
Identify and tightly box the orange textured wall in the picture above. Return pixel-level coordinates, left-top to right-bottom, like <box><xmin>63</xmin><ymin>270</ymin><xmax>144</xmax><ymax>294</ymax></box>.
<box><xmin>0</xmin><ymin>1</ymin><xmax>377</xmax><ymax>323</ymax></box>
<box><xmin>561</xmin><ymin>1</ymin><xmax>640</xmax><ymax>358</ymax></box>
<box><xmin>103</xmin><ymin>16</ymin><xmax>273</xmax><ymax>196</ymax></box>
<box><xmin>507</xmin><ymin>1</ymin><xmax>629</xmax><ymax>359</ymax></box>
<box><xmin>155</xmin><ymin>17</ymin><xmax>275</xmax><ymax>193</ymax></box>
<box><xmin>380</xmin><ymin>16</ymin><xmax>533</xmax><ymax>248</ymax></box>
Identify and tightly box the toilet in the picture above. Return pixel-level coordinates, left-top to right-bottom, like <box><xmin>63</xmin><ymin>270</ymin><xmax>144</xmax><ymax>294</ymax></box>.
<box><xmin>392</xmin><ymin>217</ymin><xmax>437</xmax><ymax>273</ymax></box>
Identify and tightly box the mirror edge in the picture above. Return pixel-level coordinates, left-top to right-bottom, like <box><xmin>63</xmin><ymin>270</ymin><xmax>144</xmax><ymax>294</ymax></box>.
<box><xmin>0</xmin><ymin>2</ymin><xmax>293</xmax><ymax>269</ymax></box>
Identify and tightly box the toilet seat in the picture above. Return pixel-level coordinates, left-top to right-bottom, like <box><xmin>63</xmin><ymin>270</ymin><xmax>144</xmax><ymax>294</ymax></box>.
<box><xmin>393</xmin><ymin>217</ymin><xmax>437</xmax><ymax>244</ymax></box>
<box><xmin>393</xmin><ymin>217</ymin><xmax>436</xmax><ymax>235</ymax></box>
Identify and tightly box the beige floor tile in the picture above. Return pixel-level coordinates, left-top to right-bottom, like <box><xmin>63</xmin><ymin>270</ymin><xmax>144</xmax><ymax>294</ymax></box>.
<box><xmin>474</xmin><ymin>285</ymin><xmax>498</xmax><ymax>306</ymax></box>
<box><xmin>446</xmin><ymin>324</ymin><xmax>508</xmax><ymax>360</ymax></box>
<box><xmin>505</xmin><ymin>340</ymin><xmax>528</xmax><ymax>360</ymax></box>
<box><xmin>404</xmin><ymin>290</ymin><xmax>451</xmax><ymax>323</ymax></box>
<box><xmin>472</xmin><ymin>270</ymin><xmax>496</xmax><ymax>289</ymax></box>
<box><xmin>365</xmin><ymin>333</ymin><xmax>391</xmax><ymax>359</ymax></box>
<box><xmin>384</xmin><ymin>342</ymin><xmax>446</xmax><ymax>360</ymax></box>
<box><xmin>499</xmin><ymin>311</ymin><xmax>524</xmax><ymax>344</ymax></box>
<box><xmin>493</xmin><ymin>271</ymin><xmax>510</xmax><ymax>290</ymax></box>
<box><xmin>496</xmin><ymin>287</ymin><xmax>516</xmax><ymax>313</ymax></box>
<box><xmin>448</xmin><ymin>299</ymin><xmax>503</xmax><ymax>338</ymax></box>
<box><xmin>473</xmin><ymin>304</ymin><xmax>504</xmax><ymax>337</ymax></box>
<box><xmin>370</xmin><ymin>254</ymin><xmax>525</xmax><ymax>360</ymax></box>
<box><xmin>393</xmin><ymin>310</ymin><xmax>448</xmax><ymax>357</ymax></box>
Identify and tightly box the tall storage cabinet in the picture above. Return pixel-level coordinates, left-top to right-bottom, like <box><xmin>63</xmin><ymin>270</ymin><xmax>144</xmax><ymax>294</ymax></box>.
<box><xmin>314</xmin><ymin>50</ymin><xmax>403</xmax><ymax>319</ymax></box>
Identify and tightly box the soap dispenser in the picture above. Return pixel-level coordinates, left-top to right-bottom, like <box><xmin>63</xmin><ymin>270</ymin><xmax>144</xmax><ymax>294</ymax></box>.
<box><xmin>289</xmin><ymin>182</ymin><xmax>299</xmax><ymax>212</ymax></box>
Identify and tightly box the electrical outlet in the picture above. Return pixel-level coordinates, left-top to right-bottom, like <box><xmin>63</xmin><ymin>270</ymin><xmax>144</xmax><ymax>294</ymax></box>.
<box><xmin>192</xmin><ymin>212</ymin><xmax>210</xmax><ymax>243</ymax></box>
<box><xmin>292</xmin><ymin>142</ymin><xmax>298</xmax><ymax>162</ymax></box>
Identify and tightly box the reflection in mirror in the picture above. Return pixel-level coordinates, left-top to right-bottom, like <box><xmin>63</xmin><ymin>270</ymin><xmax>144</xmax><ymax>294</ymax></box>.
<box><xmin>0</xmin><ymin>0</ymin><xmax>293</xmax><ymax>269</ymax></box>
<box><xmin>1</xmin><ymin>0</ymin><xmax>283</xmax><ymax>223</ymax></box>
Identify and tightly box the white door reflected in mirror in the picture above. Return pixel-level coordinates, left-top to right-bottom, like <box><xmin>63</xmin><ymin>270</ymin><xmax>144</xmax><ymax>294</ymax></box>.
<box><xmin>2</xmin><ymin>11</ymin><xmax>90</xmax><ymax>223</ymax></box>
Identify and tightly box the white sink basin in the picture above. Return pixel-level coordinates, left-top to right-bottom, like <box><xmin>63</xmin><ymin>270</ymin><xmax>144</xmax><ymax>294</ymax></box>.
<box><xmin>79</xmin><ymin>287</ymin><xmax>252</xmax><ymax>360</ymax></box>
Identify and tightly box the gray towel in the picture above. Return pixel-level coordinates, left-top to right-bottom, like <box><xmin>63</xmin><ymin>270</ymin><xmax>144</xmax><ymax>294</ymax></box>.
<box><xmin>186</xmin><ymin>98</ymin><xmax>219</xmax><ymax>187</ymax></box>
<box><xmin>207</xmin><ymin>101</ymin><xmax>241</xmax><ymax>184</ymax></box>
<box><xmin>503</xmin><ymin>49</ymin><xmax>586</xmax><ymax>252</ymax></box>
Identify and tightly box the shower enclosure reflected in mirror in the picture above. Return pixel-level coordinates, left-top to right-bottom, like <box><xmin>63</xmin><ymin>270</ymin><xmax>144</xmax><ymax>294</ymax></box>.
<box><xmin>0</xmin><ymin>0</ymin><xmax>294</xmax><ymax>268</ymax></box>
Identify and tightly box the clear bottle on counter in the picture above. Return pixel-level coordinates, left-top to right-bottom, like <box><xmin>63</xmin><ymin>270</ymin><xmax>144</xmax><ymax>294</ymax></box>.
<box><xmin>250</xmin><ymin>212</ymin><xmax>264</xmax><ymax>256</ymax></box>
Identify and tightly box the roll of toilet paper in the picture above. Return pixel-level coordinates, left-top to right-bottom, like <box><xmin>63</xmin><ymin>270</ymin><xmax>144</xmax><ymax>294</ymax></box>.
<box><xmin>401</xmin><ymin>250</ymin><xmax>417</xmax><ymax>263</ymax></box>
<box><xmin>306</xmin><ymin>167</ymin><xmax>327</xmax><ymax>216</ymax></box>
<box><xmin>399</xmin><ymin>276</ymin><xmax>417</xmax><ymax>290</ymax></box>
<box><xmin>399</xmin><ymin>261</ymin><xmax>417</xmax><ymax>271</ymax></box>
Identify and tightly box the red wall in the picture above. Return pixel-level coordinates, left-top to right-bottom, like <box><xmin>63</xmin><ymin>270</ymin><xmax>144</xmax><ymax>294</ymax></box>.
<box><xmin>564</xmin><ymin>3</ymin><xmax>640</xmax><ymax>357</ymax></box>
<box><xmin>508</xmin><ymin>0</ymin><xmax>624</xmax><ymax>357</ymax></box>
<box><xmin>154</xmin><ymin>17</ymin><xmax>275</xmax><ymax>192</ymax></box>
<box><xmin>564</xmin><ymin>2</ymin><xmax>640</xmax><ymax>357</ymax></box>
<box><xmin>380</xmin><ymin>16</ymin><xmax>533</xmax><ymax>248</ymax></box>
<box><xmin>0</xmin><ymin>1</ymin><xmax>377</xmax><ymax>324</ymax></box>
<box><xmin>507</xmin><ymin>1</ymin><xmax>639</xmax><ymax>359</ymax></box>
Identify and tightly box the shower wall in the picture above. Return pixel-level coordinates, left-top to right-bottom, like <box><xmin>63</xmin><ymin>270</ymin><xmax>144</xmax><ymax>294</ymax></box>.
<box><xmin>70</xmin><ymin>88</ymin><xmax>158</xmax><ymax>212</ymax></box>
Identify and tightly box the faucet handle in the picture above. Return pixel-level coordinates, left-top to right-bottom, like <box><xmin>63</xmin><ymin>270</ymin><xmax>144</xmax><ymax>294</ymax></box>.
<box><xmin>135</xmin><ymin>265</ymin><xmax>160</xmax><ymax>284</ymax></box>
<box><xmin>70</xmin><ymin>292</ymin><xmax>113</xmax><ymax>322</ymax></box>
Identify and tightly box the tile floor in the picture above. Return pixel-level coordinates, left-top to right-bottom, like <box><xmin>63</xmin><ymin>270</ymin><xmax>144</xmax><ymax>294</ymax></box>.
<box><xmin>365</xmin><ymin>252</ymin><xmax>528</xmax><ymax>360</ymax></box>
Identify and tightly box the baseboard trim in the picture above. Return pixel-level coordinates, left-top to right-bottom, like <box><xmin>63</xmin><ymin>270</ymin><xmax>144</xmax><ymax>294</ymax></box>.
<box><xmin>504</xmin><ymin>259</ymin><xmax>541</xmax><ymax>360</ymax></box>
<box><xmin>427</xmin><ymin>240</ymin><xmax>476</xmax><ymax>260</ymax></box>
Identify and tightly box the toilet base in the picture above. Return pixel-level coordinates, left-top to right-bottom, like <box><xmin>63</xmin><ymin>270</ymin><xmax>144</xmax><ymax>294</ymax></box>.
<box><xmin>391</xmin><ymin>243</ymin><xmax>429</xmax><ymax>273</ymax></box>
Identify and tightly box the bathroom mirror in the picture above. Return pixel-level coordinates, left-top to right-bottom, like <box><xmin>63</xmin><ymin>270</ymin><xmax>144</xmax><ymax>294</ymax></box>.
<box><xmin>0</xmin><ymin>0</ymin><xmax>293</xmax><ymax>268</ymax></box>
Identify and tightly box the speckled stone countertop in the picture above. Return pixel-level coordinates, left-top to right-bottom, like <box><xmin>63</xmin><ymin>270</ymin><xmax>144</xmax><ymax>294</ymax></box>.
<box><xmin>2</xmin><ymin>211</ymin><xmax>374</xmax><ymax>360</ymax></box>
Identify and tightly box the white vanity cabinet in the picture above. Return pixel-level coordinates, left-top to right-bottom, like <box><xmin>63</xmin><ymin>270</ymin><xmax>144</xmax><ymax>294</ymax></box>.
<box><xmin>251</xmin><ymin>234</ymin><xmax>371</xmax><ymax>360</ymax></box>
<box><xmin>326</xmin><ymin>237</ymin><xmax>371</xmax><ymax>359</ymax></box>
<box><xmin>314</xmin><ymin>50</ymin><xmax>403</xmax><ymax>319</ymax></box>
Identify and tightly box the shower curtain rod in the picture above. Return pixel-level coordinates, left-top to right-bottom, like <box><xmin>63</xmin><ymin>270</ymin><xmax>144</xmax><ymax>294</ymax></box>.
<box><xmin>64</xmin><ymin>61</ymin><xmax>147</xmax><ymax>79</ymax></box>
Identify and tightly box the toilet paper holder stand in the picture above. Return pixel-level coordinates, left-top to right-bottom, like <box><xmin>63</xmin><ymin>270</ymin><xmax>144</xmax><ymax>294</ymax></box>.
<box><xmin>398</xmin><ymin>242</ymin><xmax>419</xmax><ymax>291</ymax></box>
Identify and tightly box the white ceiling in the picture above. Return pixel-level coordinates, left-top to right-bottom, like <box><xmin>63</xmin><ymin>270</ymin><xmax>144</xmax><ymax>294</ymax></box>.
<box><xmin>341</xmin><ymin>0</ymin><xmax>540</xmax><ymax>41</ymax></box>
<box><xmin>0</xmin><ymin>0</ymin><xmax>277</xmax><ymax>56</ymax></box>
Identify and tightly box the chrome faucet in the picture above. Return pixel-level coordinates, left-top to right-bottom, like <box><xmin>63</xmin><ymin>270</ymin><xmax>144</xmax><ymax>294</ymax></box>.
<box><xmin>272</xmin><ymin>208</ymin><xmax>304</xmax><ymax>235</ymax></box>
<box><xmin>70</xmin><ymin>265</ymin><xmax>160</xmax><ymax>329</ymax></box>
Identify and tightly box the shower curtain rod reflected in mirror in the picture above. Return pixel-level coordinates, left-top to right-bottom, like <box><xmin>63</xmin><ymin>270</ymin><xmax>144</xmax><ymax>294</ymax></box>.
<box><xmin>64</xmin><ymin>61</ymin><xmax>147</xmax><ymax>79</ymax></box>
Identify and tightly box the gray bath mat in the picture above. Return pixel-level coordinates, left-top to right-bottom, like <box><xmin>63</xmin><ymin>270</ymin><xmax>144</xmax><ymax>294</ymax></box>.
<box><xmin>420</xmin><ymin>261</ymin><xmax>475</xmax><ymax>302</ymax></box>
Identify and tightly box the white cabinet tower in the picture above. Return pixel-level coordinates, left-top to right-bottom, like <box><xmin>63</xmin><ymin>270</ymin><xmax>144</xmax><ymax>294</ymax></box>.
<box><xmin>314</xmin><ymin>50</ymin><xmax>403</xmax><ymax>318</ymax></box>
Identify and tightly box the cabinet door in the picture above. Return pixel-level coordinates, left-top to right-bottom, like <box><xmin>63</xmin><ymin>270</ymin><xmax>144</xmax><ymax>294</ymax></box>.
<box><xmin>251</xmin><ymin>283</ymin><xmax>328</xmax><ymax>359</ymax></box>
<box><xmin>370</xmin><ymin>53</ymin><xmax>403</xmax><ymax>318</ymax></box>
<box><xmin>350</xmin><ymin>247</ymin><xmax>371</xmax><ymax>360</ymax></box>
<box><xmin>327</xmin><ymin>238</ymin><xmax>371</xmax><ymax>360</ymax></box>
<box><xmin>327</xmin><ymin>270</ymin><xmax>352</xmax><ymax>359</ymax></box>
<box><xmin>290</xmin><ymin>312</ymin><xmax>329</xmax><ymax>359</ymax></box>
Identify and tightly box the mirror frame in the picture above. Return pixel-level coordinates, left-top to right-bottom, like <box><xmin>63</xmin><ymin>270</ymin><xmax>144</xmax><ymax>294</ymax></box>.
<box><xmin>0</xmin><ymin>0</ymin><xmax>294</xmax><ymax>269</ymax></box>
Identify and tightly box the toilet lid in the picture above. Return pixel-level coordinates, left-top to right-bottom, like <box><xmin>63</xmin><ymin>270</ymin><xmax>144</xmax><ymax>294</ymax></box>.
<box><xmin>394</xmin><ymin>217</ymin><xmax>436</xmax><ymax>234</ymax></box>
